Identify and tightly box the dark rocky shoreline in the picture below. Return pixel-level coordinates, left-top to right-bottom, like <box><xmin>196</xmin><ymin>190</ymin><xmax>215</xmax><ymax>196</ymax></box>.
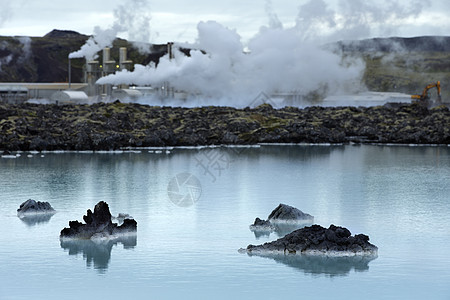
<box><xmin>0</xmin><ymin>101</ymin><xmax>449</xmax><ymax>151</ymax></box>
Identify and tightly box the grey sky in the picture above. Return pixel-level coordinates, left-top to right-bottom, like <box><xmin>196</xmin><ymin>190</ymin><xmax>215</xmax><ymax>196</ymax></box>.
<box><xmin>0</xmin><ymin>0</ymin><xmax>449</xmax><ymax>44</ymax></box>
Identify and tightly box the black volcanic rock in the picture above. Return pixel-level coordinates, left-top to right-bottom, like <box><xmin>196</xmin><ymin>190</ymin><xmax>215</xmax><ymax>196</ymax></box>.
<box><xmin>17</xmin><ymin>199</ymin><xmax>55</xmax><ymax>215</ymax></box>
<box><xmin>249</xmin><ymin>204</ymin><xmax>313</xmax><ymax>236</ymax></box>
<box><xmin>241</xmin><ymin>224</ymin><xmax>378</xmax><ymax>256</ymax></box>
<box><xmin>0</xmin><ymin>102</ymin><xmax>449</xmax><ymax>151</ymax></box>
<box><xmin>268</xmin><ymin>203</ymin><xmax>314</xmax><ymax>223</ymax></box>
<box><xmin>60</xmin><ymin>201</ymin><xmax>137</xmax><ymax>239</ymax></box>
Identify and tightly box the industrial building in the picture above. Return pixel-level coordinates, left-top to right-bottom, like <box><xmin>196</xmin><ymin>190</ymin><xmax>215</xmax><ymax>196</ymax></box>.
<box><xmin>0</xmin><ymin>82</ymin><xmax>87</xmax><ymax>104</ymax></box>
<box><xmin>0</xmin><ymin>46</ymin><xmax>136</xmax><ymax>105</ymax></box>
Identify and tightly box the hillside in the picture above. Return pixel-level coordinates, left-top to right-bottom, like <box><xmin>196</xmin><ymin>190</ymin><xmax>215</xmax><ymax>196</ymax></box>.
<box><xmin>337</xmin><ymin>36</ymin><xmax>450</xmax><ymax>99</ymax></box>
<box><xmin>0</xmin><ymin>29</ymin><xmax>171</xmax><ymax>83</ymax></box>
<box><xmin>0</xmin><ymin>31</ymin><xmax>449</xmax><ymax>100</ymax></box>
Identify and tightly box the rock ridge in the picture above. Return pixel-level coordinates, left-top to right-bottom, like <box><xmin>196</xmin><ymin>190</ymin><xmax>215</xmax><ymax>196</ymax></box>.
<box><xmin>0</xmin><ymin>102</ymin><xmax>449</xmax><ymax>151</ymax></box>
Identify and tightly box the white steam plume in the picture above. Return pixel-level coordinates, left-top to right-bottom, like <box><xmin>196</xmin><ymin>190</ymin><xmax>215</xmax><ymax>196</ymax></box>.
<box><xmin>114</xmin><ymin>0</ymin><xmax>152</xmax><ymax>53</ymax></box>
<box><xmin>265</xmin><ymin>0</ymin><xmax>283</xmax><ymax>30</ymax></box>
<box><xmin>0</xmin><ymin>0</ymin><xmax>12</xmax><ymax>28</ymax></box>
<box><xmin>0</xmin><ymin>54</ymin><xmax>13</xmax><ymax>72</ymax></box>
<box><xmin>97</xmin><ymin>21</ymin><xmax>364</xmax><ymax>102</ymax></box>
<box><xmin>69</xmin><ymin>26</ymin><xmax>120</xmax><ymax>60</ymax></box>
<box><xmin>296</xmin><ymin>0</ymin><xmax>430</xmax><ymax>42</ymax></box>
<box><xmin>69</xmin><ymin>0</ymin><xmax>152</xmax><ymax>60</ymax></box>
<box><xmin>17</xmin><ymin>36</ymin><xmax>32</xmax><ymax>63</ymax></box>
<box><xmin>97</xmin><ymin>0</ymin><xmax>429</xmax><ymax>106</ymax></box>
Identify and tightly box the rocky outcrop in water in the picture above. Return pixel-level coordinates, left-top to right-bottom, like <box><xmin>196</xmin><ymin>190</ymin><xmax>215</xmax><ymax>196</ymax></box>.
<box><xmin>268</xmin><ymin>203</ymin><xmax>314</xmax><ymax>223</ymax></box>
<box><xmin>241</xmin><ymin>224</ymin><xmax>378</xmax><ymax>256</ymax></box>
<box><xmin>0</xmin><ymin>102</ymin><xmax>449</xmax><ymax>151</ymax></box>
<box><xmin>250</xmin><ymin>204</ymin><xmax>313</xmax><ymax>234</ymax></box>
<box><xmin>60</xmin><ymin>201</ymin><xmax>137</xmax><ymax>239</ymax></box>
<box><xmin>17</xmin><ymin>199</ymin><xmax>55</xmax><ymax>215</ymax></box>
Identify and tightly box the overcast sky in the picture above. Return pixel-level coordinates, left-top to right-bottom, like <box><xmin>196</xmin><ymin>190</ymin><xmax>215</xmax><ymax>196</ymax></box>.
<box><xmin>0</xmin><ymin>0</ymin><xmax>449</xmax><ymax>44</ymax></box>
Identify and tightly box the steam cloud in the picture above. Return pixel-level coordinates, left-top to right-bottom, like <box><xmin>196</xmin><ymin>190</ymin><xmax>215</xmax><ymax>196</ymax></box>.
<box><xmin>0</xmin><ymin>0</ymin><xmax>12</xmax><ymax>28</ymax></box>
<box><xmin>0</xmin><ymin>41</ymin><xmax>12</xmax><ymax>72</ymax></box>
<box><xmin>296</xmin><ymin>0</ymin><xmax>429</xmax><ymax>42</ymax></box>
<box><xmin>93</xmin><ymin>0</ymin><xmax>429</xmax><ymax>106</ymax></box>
<box><xmin>17</xmin><ymin>36</ymin><xmax>32</xmax><ymax>63</ymax></box>
<box><xmin>98</xmin><ymin>20</ymin><xmax>364</xmax><ymax>103</ymax></box>
<box><xmin>69</xmin><ymin>0</ymin><xmax>152</xmax><ymax>60</ymax></box>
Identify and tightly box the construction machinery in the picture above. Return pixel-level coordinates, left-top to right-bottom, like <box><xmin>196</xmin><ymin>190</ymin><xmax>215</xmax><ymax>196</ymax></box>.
<box><xmin>411</xmin><ymin>81</ymin><xmax>442</xmax><ymax>104</ymax></box>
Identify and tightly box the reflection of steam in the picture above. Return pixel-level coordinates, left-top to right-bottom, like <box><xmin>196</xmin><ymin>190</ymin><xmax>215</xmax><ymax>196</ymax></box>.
<box><xmin>18</xmin><ymin>213</ymin><xmax>55</xmax><ymax>226</ymax></box>
<box><xmin>247</xmin><ymin>253</ymin><xmax>377</xmax><ymax>277</ymax></box>
<box><xmin>60</xmin><ymin>235</ymin><xmax>137</xmax><ymax>272</ymax></box>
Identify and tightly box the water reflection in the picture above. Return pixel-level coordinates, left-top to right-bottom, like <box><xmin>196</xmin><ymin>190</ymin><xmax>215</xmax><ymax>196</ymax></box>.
<box><xmin>18</xmin><ymin>213</ymin><xmax>55</xmax><ymax>226</ymax></box>
<box><xmin>247</xmin><ymin>253</ymin><xmax>377</xmax><ymax>277</ymax></box>
<box><xmin>60</xmin><ymin>235</ymin><xmax>137</xmax><ymax>273</ymax></box>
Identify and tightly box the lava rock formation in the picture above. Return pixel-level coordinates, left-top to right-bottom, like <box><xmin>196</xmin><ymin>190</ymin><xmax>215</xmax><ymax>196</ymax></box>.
<box><xmin>17</xmin><ymin>199</ymin><xmax>55</xmax><ymax>215</ymax></box>
<box><xmin>242</xmin><ymin>224</ymin><xmax>378</xmax><ymax>256</ymax></box>
<box><xmin>60</xmin><ymin>201</ymin><xmax>137</xmax><ymax>239</ymax></box>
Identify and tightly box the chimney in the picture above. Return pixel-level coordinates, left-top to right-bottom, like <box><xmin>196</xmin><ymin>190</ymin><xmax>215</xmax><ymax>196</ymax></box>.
<box><xmin>102</xmin><ymin>47</ymin><xmax>116</xmax><ymax>75</ymax></box>
<box><xmin>167</xmin><ymin>42</ymin><xmax>174</xmax><ymax>60</ymax></box>
<box><xmin>119</xmin><ymin>47</ymin><xmax>133</xmax><ymax>71</ymax></box>
<box><xmin>86</xmin><ymin>60</ymin><xmax>100</xmax><ymax>97</ymax></box>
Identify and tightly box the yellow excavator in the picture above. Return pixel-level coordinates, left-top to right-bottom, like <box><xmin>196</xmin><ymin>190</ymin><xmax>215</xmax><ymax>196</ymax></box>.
<box><xmin>411</xmin><ymin>81</ymin><xmax>442</xmax><ymax>104</ymax></box>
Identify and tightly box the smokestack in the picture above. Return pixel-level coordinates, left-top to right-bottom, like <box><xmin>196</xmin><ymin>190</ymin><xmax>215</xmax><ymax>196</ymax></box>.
<box><xmin>86</xmin><ymin>60</ymin><xmax>100</xmax><ymax>96</ymax></box>
<box><xmin>119</xmin><ymin>47</ymin><xmax>133</xmax><ymax>71</ymax></box>
<box><xmin>103</xmin><ymin>47</ymin><xmax>111</xmax><ymax>64</ymax></box>
<box><xmin>167</xmin><ymin>42</ymin><xmax>174</xmax><ymax>60</ymax></box>
<box><xmin>102</xmin><ymin>47</ymin><xmax>116</xmax><ymax>75</ymax></box>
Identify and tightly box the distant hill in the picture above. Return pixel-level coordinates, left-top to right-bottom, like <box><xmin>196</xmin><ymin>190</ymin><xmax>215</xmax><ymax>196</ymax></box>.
<box><xmin>337</xmin><ymin>36</ymin><xmax>450</xmax><ymax>53</ymax></box>
<box><xmin>0</xmin><ymin>29</ymin><xmax>172</xmax><ymax>83</ymax></box>
<box><xmin>337</xmin><ymin>36</ymin><xmax>450</xmax><ymax>99</ymax></box>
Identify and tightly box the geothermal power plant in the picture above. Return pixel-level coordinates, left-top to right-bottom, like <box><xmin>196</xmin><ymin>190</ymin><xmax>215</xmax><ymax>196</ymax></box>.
<box><xmin>0</xmin><ymin>41</ymin><xmax>436</xmax><ymax>108</ymax></box>
<box><xmin>0</xmin><ymin>46</ymin><xmax>142</xmax><ymax>105</ymax></box>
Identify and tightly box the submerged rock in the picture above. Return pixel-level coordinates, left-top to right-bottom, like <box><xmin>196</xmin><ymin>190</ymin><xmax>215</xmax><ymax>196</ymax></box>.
<box><xmin>241</xmin><ymin>224</ymin><xmax>378</xmax><ymax>256</ymax></box>
<box><xmin>268</xmin><ymin>203</ymin><xmax>314</xmax><ymax>223</ymax></box>
<box><xmin>60</xmin><ymin>201</ymin><xmax>137</xmax><ymax>240</ymax></box>
<box><xmin>17</xmin><ymin>199</ymin><xmax>55</xmax><ymax>216</ymax></box>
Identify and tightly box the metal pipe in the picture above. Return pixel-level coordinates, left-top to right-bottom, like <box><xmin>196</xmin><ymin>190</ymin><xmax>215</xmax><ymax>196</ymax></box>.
<box><xmin>68</xmin><ymin>57</ymin><xmax>72</xmax><ymax>90</ymax></box>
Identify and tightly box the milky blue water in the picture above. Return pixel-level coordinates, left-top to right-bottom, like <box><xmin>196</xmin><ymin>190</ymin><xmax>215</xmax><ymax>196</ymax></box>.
<box><xmin>0</xmin><ymin>145</ymin><xmax>449</xmax><ymax>300</ymax></box>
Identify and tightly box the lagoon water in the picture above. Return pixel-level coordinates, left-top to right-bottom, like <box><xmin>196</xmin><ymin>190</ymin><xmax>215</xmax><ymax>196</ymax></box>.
<box><xmin>0</xmin><ymin>145</ymin><xmax>449</xmax><ymax>299</ymax></box>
